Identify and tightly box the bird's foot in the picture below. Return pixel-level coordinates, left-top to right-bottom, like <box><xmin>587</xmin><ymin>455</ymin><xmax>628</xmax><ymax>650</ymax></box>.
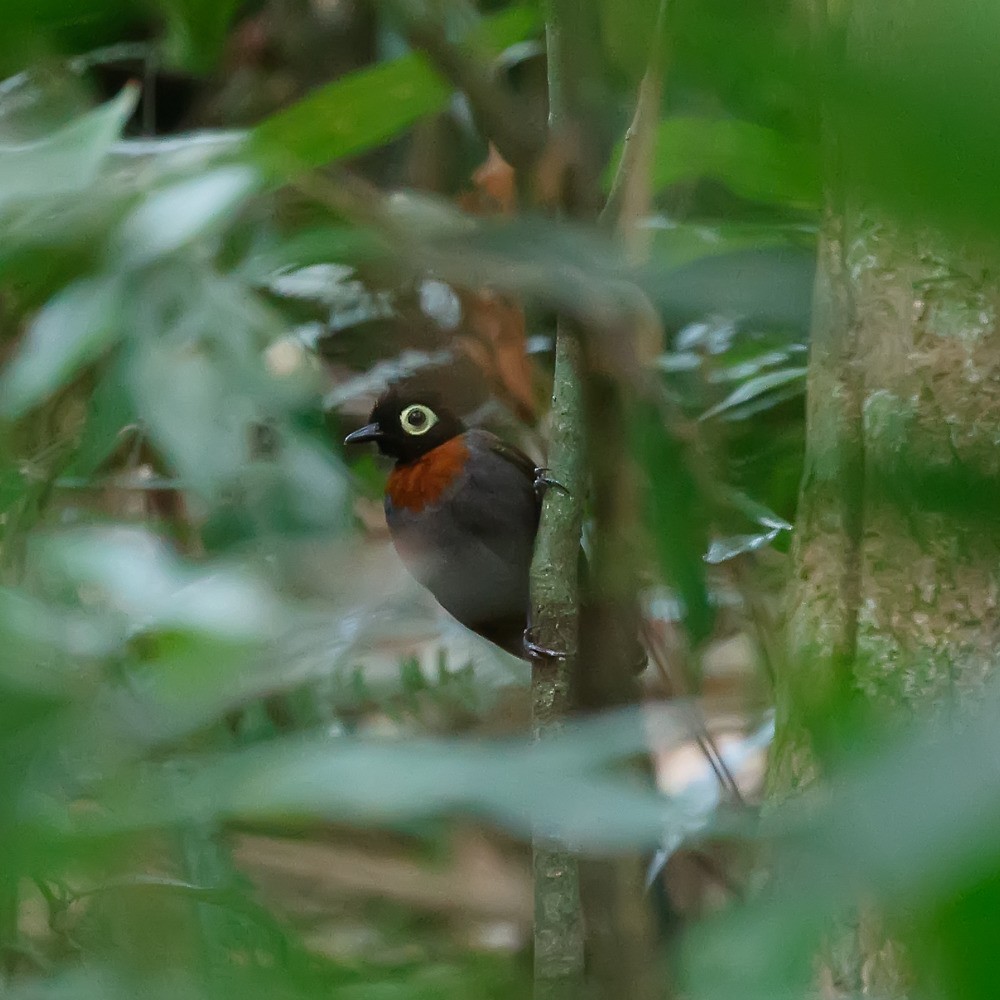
<box><xmin>533</xmin><ymin>467</ymin><xmax>569</xmax><ymax>501</ymax></box>
<box><xmin>522</xmin><ymin>626</ymin><xmax>568</xmax><ymax>661</ymax></box>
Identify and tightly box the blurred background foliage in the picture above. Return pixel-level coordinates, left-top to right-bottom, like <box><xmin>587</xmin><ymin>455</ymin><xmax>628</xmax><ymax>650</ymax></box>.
<box><xmin>1</xmin><ymin>0</ymin><xmax>999</xmax><ymax>998</ymax></box>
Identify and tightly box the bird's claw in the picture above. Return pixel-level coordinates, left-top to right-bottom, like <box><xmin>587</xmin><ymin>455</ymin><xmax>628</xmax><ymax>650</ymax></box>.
<box><xmin>533</xmin><ymin>467</ymin><xmax>569</xmax><ymax>500</ymax></box>
<box><xmin>522</xmin><ymin>626</ymin><xmax>568</xmax><ymax>661</ymax></box>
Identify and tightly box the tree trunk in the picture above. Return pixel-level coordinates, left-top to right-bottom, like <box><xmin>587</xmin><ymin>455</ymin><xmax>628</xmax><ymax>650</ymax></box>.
<box><xmin>775</xmin><ymin>0</ymin><xmax>1000</xmax><ymax>778</ymax></box>
<box><xmin>773</xmin><ymin>18</ymin><xmax>1000</xmax><ymax>996</ymax></box>
<box><xmin>772</xmin><ymin>11</ymin><xmax>1000</xmax><ymax>1000</ymax></box>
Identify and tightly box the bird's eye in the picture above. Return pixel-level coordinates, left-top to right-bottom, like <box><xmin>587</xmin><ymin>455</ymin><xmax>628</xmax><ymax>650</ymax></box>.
<box><xmin>400</xmin><ymin>403</ymin><xmax>438</xmax><ymax>436</ymax></box>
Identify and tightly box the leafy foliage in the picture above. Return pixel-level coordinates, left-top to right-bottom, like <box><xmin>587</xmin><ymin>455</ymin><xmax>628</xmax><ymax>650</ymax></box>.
<box><xmin>2</xmin><ymin>0</ymin><xmax>999</xmax><ymax>999</ymax></box>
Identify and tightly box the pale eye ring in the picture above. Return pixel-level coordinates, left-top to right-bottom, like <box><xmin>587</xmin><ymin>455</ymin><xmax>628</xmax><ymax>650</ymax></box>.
<box><xmin>400</xmin><ymin>403</ymin><xmax>438</xmax><ymax>436</ymax></box>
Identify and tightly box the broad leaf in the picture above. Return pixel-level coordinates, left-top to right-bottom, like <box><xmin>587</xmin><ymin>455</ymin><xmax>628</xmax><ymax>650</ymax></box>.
<box><xmin>611</xmin><ymin>116</ymin><xmax>820</xmax><ymax>210</ymax></box>
<box><xmin>127</xmin><ymin>334</ymin><xmax>255</xmax><ymax>499</ymax></box>
<box><xmin>700</xmin><ymin>367</ymin><xmax>807</xmax><ymax>421</ymax></box>
<box><xmin>60</xmin><ymin>357</ymin><xmax>137</xmax><ymax>478</ymax></box>
<box><xmin>87</xmin><ymin>706</ymin><xmax>699</xmax><ymax>852</ymax></box>
<box><xmin>250</xmin><ymin>4</ymin><xmax>541</xmax><ymax>175</ymax></box>
<box><xmin>633</xmin><ymin>404</ymin><xmax>715</xmax><ymax>644</ymax></box>
<box><xmin>0</xmin><ymin>85</ymin><xmax>137</xmax><ymax>207</ymax></box>
<box><xmin>0</xmin><ymin>274</ymin><xmax>125</xmax><ymax>418</ymax></box>
<box><xmin>115</xmin><ymin>165</ymin><xmax>259</xmax><ymax>266</ymax></box>
<box><xmin>40</xmin><ymin>526</ymin><xmax>290</xmax><ymax>641</ymax></box>
<box><xmin>157</xmin><ymin>0</ymin><xmax>245</xmax><ymax>72</ymax></box>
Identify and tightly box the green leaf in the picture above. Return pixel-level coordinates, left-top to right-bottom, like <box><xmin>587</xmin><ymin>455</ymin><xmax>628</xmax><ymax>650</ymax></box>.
<box><xmin>87</xmin><ymin>707</ymin><xmax>695</xmax><ymax>852</ymax></box>
<box><xmin>700</xmin><ymin>366</ymin><xmax>807</xmax><ymax>421</ymax></box>
<box><xmin>0</xmin><ymin>3</ymin><xmax>137</xmax><ymax>74</ymax></box>
<box><xmin>157</xmin><ymin>0</ymin><xmax>245</xmax><ymax>73</ymax></box>
<box><xmin>127</xmin><ymin>334</ymin><xmax>254</xmax><ymax>499</ymax></box>
<box><xmin>0</xmin><ymin>85</ymin><xmax>138</xmax><ymax>208</ymax></box>
<box><xmin>599</xmin><ymin>0</ymin><xmax>661</xmax><ymax>81</ymax></box>
<box><xmin>0</xmin><ymin>274</ymin><xmax>125</xmax><ymax>418</ymax></box>
<box><xmin>704</xmin><ymin>526</ymin><xmax>786</xmax><ymax>564</ymax></box>
<box><xmin>61</xmin><ymin>357</ymin><xmax>137</xmax><ymax>478</ymax></box>
<box><xmin>250</xmin><ymin>3</ymin><xmax>541</xmax><ymax>176</ymax></box>
<box><xmin>633</xmin><ymin>404</ymin><xmax>714</xmax><ymax>644</ymax></box>
<box><xmin>651</xmin><ymin>247</ymin><xmax>816</xmax><ymax>332</ymax></box>
<box><xmin>685</xmin><ymin>682</ymin><xmax>1000</xmax><ymax>1000</ymax></box>
<box><xmin>40</xmin><ymin>526</ymin><xmax>290</xmax><ymax>641</ymax></box>
<box><xmin>122</xmin><ymin>263</ymin><xmax>285</xmax><ymax>500</ymax></box>
<box><xmin>114</xmin><ymin>165</ymin><xmax>259</xmax><ymax>266</ymax></box>
<box><xmin>629</xmin><ymin>116</ymin><xmax>821</xmax><ymax>209</ymax></box>
<box><xmin>648</xmin><ymin>220</ymin><xmax>817</xmax><ymax>270</ymax></box>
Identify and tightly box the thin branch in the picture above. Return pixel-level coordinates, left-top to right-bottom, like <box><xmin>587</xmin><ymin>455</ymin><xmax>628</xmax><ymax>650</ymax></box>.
<box><xmin>600</xmin><ymin>0</ymin><xmax>671</xmax><ymax>243</ymax></box>
<box><xmin>642</xmin><ymin>621</ymin><xmax>745</xmax><ymax>806</ymax></box>
<box><xmin>524</xmin><ymin>0</ymin><xmax>600</xmax><ymax>992</ymax></box>
<box><xmin>529</xmin><ymin>0</ymin><xmax>671</xmax><ymax>995</ymax></box>
<box><xmin>529</xmin><ymin>326</ymin><xmax>587</xmax><ymax>999</ymax></box>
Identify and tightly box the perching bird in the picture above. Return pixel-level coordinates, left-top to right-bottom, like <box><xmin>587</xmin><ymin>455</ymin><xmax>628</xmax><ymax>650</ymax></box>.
<box><xmin>344</xmin><ymin>385</ymin><xmax>646</xmax><ymax>671</ymax></box>
<box><xmin>346</xmin><ymin>390</ymin><xmax>743</xmax><ymax>937</ymax></box>
<box><xmin>344</xmin><ymin>386</ymin><xmax>544</xmax><ymax>657</ymax></box>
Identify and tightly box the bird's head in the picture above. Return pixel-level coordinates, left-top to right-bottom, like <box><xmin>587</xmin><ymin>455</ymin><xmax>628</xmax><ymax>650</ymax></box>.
<box><xmin>343</xmin><ymin>387</ymin><xmax>466</xmax><ymax>463</ymax></box>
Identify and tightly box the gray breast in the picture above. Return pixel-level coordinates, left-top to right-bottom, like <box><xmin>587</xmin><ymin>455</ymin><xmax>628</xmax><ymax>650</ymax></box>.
<box><xmin>385</xmin><ymin>432</ymin><xmax>538</xmax><ymax>630</ymax></box>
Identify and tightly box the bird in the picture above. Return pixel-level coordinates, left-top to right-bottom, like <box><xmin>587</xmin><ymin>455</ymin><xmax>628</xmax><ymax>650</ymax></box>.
<box><xmin>344</xmin><ymin>385</ymin><xmax>648</xmax><ymax>677</ymax></box>
<box><xmin>345</xmin><ymin>389</ymin><xmax>713</xmax><ymax>926</ymax></box>
<box><xmin>344</xmin><ymin>385</ymin><xmax>548</xmax><ymax>658</ymax></box>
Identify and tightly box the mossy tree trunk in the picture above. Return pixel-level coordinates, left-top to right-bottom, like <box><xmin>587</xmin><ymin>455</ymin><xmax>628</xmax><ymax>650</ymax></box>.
<box><xmin>783</xmin><ymin>217</ymin><xmax>1000</xmax><ymax>716</ymax></box>
<box><xmin>772</xmin><ymin>7</ymin><xmax>1000</xmax><ymax>996</ymax></box>
<box><xmin>778</xmin><ymin>213</ymin><xmax>1000</xmax><ymax>1000</ymax></box>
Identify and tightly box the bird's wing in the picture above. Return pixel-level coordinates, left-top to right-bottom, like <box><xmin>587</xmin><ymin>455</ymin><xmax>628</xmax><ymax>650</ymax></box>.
<box><xmin>480</xmin><ymin>432</ymin><xmax>543</xmax><ymax>527</ymax></box>
<box><xmin>447</xmin><ymin>429</ymin><xmax>540</xmax><ymax>560</ymax></box>
<box><xmin>483</xmin><ymin>435</ymin><xmax>538</xmax><ymax>482</ymax></box>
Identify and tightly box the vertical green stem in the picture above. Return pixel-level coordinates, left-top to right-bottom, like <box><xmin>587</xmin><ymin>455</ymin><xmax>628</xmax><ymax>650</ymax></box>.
<box><xmin>529</xmin><ymin>328</ymin><xmax>586</xmax><ymax>997</ymax></box>
<box><xmin>527</xmin><ymin>12</ymin><xmax>592</xmax><ymax>995</ymax></box>
<box><xmin>530</xmin><ymin>0</ymin><xmax>657</xmax><ymax>994</ymax></box>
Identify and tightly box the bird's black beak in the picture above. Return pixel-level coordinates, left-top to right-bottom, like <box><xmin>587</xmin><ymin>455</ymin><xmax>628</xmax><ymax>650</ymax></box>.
<box><xmin>344</xmin><ymin>422</ymin><xmax>382</xmax><ymax>446</ymax></box>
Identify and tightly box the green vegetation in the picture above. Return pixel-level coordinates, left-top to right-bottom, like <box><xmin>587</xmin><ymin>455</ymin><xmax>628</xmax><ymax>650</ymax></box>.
<box><xmin>2</xmin><ymin>1</ymin><xmax>1000</xmax><ymax>998</ymax></box>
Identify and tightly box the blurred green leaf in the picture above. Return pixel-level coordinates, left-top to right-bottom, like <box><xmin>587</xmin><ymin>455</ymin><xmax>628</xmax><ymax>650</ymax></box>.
<box><xmin>684</xmin><ymin>679</ymin><xmax>1000</xmax><ymax>1000</ymax></box>
<box><xmin>128</xmin><ymin>333</ymin><xmax>255</xmax><ymax>498</ymax></box>
<box><xmin>627</xmin><ymin>116</ymin><xmax>820</xmax><ymax>209</ymax></box>
<box><xmin>114</xmin><ymin>165</ymin><xmax>259</xmax><ymax>266</ymax></box>
<box><xmin>0</xmin><ymin>85</ymin><xmax>137</xmax><ymax>207</ymax></box>
<box><xmin>0</xmin><ymin>586</ymin><xmax>117</xmax><ymax>682</ymax></box>
<box><xmin>241</xmin><ymin>226</ymin><xmax>384</xmax><ymax>283</ymax></box>
<box><xmin>633</xmin><ymin>404</ymin><xmax>714</xmax><ymax>644</ymax></box>
<box><xmin>832</xmin><ymin>1</ymin><xmax>1000</xmax><ymax>235</ymax></box>
<box><xmin>252</xmin><ymin>55</ymin><xmax>448</xmax><ymax>175</ymax></box>
<box><xmin>40</xmin><ymin>526</ymin><xmax>292</xmax><ymax>640</ymax></box>
<box><xmin>157</xmin><ymin>0</ymin><xmax>245</xmax><ymax>73</ymax></box>
<box><xmin>0</xmin><ymin>1</ymin><xmax>138</xmax><ymax>73</ymax></box>
<box><xmin>89</xmin><ymin>707</ymin><xmax>694</xmax><ymax>852</ymax></box>
<box><xmin>120</xmin><ymin>260</ymin><xmax>291</xmax><ymax>500</ymax></box>
<box><xmin>648</xmin><ymin>220</ymin><xmax>817</xmax><ymax>270</ymax></box>
<box><xmin>207</xmin><ymin>433</ymin><xmax>351</xmax><ymax>543</ymax></box>
<box><xmin>408</xmin><ymin>214</ymin><xmax>815</xmax><ymax>333</ymax></box>
<box><xmin>250</xmin><ymin>3</ymin><xmax>541</xmax><ymax>175</ymax></box>
<box><xmin>60</xmin><ymin>358</ymin><xmax>137</xmax><ymax>478</ymax></box>
<box><xmin>0</xmin><ymin>274</ymin><xmax>125</xmax><ymax>418</ymax></box>
<box><xmin>667</xmin><ymin>0</ymin><xmax>1000</xmax><ymax>235</ymax></box>
<box><xmin>599</xmin><ymin>0</ymin><xmax>660</xmax><ymax>81</ymax></box>
<box><xmin>700</xmin><ymin>366</ymin><xmax>806</xmax><ymax>421</ymax></box>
